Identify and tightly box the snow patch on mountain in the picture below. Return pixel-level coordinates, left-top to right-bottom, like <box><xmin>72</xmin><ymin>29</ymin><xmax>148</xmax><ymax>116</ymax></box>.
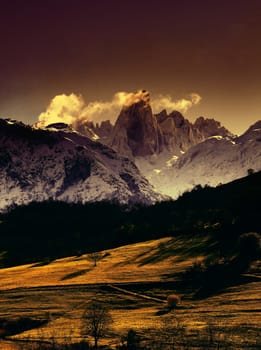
<box><xmin>138</xmin><ymin>129</ymin><xmax>261</xmax><ymax>198</ymax></box>
<box><xmin>0</xmin><ymin>119</ymin><xmax>163</xmax><ymax>210</ymax></box>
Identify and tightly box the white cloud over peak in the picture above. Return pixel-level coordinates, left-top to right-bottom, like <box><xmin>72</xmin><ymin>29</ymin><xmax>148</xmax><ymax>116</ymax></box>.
<box><xmin>36</xmin><ymin>90</ymin><xmax>202</xmax><ymax>128</ymax></box>
<box><xmin>151</xmin><ymin>93</ymin><xmax>202</xmax><ymax>114</ymax></box>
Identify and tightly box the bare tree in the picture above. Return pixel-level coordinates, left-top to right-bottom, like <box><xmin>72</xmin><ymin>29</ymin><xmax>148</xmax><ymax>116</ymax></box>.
<box><xmin>82</xmin><ymin>301</ymin><xmax>113</xmax><ymax>349</ymax></box>
<box><xmin>88</xmin><ymin>252</ymin><xmax>103</xmax><ymax>267</ymax></box>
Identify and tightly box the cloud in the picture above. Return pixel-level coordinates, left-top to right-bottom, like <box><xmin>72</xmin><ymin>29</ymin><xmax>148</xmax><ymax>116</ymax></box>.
<box><xmin>36</xmin><ymin>90</ymin><xmax>202</xmax><ymax>128</ymax></box>
<box><xmin>37</xmin><ymin>93</ymin><xmax>85</xmax><ymax>127</ymax></box>
<box><xmin>80</xmin><ymin>93</ymin><xmax>124</xmax><ymax>124</ymax></box>
<box><xmin>79</xmin><ymin>90</ymin><xmax>151</xmax><ymax>124</ymax></box>
<box><xmin>151</xmin><ymin>93</ymin><xmax>202</xmax><ymax>114</ymax></box>
<box><xmin>115</xmin><ymin>90</ymin><xmax>150</xmax><ymax>107</ymax></box>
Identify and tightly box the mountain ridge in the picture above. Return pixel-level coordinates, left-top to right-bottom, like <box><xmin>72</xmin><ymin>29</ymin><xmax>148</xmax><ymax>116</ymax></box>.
<box><xmin>0</xmin><ymin>118</ymin><xmax>163</xmax><ymax>210</ymax></box>
<box><xmin>1</xmin><ymin>90</ymin><xmax>261</xmax><ymax>205</ymax></box>
<box><xmin>85</xmin><ymin>91</ymin><xmax>260</xmax><ymax>198</ymax></box>
<box><xmin>92</xmin><ymin>92</ymin><xmax>233</xmax><ymax>158</ymax></box>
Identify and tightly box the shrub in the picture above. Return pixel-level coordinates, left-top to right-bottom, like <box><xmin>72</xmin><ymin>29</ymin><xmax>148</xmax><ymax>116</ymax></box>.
<box><xmin>166</xmin><ymin>294</ymin><xmax>181</xmax><ymax>309</ymax></box>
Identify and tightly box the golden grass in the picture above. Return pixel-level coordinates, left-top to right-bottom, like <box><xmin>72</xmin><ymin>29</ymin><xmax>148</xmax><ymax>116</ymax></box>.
<box><xmin>0</xmin><ymin>236</ymin><xmax>260</xmax><ymax>349</ymax></box>
<box><xmin>0</xmin><ymin>237</ymin><xmax>203</xmax><ymax>290</ymax></box>
<box><xmin>9</xmin><ymin>279</ymin><xmax>261</xmax><ymax>347</ymax></box>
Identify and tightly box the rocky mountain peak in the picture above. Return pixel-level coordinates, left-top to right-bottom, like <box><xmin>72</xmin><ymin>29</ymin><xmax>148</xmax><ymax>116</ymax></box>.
<box><xmin>155</xmin><ymin>110</ymin><xmax>204</xmax><ymax>154</ymax></box>
<box><xmin>194</xmin><ymin>116</ymin><xmax>232</xmax><ymax>138</ymax></box>
<box><xmin>110</xmin><ymin>91</ymin><xmax>162</xmax><ymax>157</ymax></box>
<box><xmin>109</xmin><ymin>91</ymin><xmax>234</xmax><ymax>158</ymax></box>
<box><xmin>168</xmin><ymin>111</ymin><xmax>186</xmax><ymax>128</ymax></box>
<box><xmin>155</xmin><ymin>109</ymin><xmax>168</xmax><ymax>123</ymax></box>
<box><xmin>140</xmin><ymin>120</ymin><xmax>261</xmax><ymax>199</ymax></box>
<box><xmin>122</xmin><ymin>89</ymin><xmax>151</xmax><ymax>109</ymax></box>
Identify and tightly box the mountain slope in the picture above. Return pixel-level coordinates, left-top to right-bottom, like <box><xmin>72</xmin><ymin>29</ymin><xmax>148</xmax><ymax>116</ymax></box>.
<box><xmin>91</xmin><ymin>90</ymin><xmax>251</xmax><ymax>198</ymax></box>
<box><xmin>0</xmin><ymin>119</ymin><xmax>162</xmax><ymax>209</ymax></box>
<box><xmin>142</xmin><ymin>122</ymin><xmax>261</xmax><ymax>198</ymax></box>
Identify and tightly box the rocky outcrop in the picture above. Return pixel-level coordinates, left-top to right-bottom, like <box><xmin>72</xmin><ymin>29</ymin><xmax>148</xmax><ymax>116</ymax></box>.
<box><xmin>109</xmin><ymin>91</ymin><xmax>233</xmax><ymax>158</ymax></box>
<box><xmin>110</xmin><ymin>90</ymin><xmax>163</xmax><ymax>157</ymax></box>
<box><xmin>85</xmin><ymin>120</ymin><xmax>113</xmax><ymax>144</ymax></box>
<box><xmin>157</xmin><ymin>111</ymin><xmax>204</xmax><ymax>153</ymax></box>
<box><xmin>139</xmin><ymin>123</ymin><xmax>261</xmax><ymax>198</ymax></box>
<box><xmin>35</xmin><ymin>91</ymin><xmax>233</xmax><ymax>161</ymax></box>
<box><xmin>194</xmin><ymin>116</ymin><xmax>232</xmax><ymax>138</ymax></box>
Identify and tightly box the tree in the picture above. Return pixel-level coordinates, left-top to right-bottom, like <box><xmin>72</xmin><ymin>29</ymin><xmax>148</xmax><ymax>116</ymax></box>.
<box><xmin>88</xmin><ymin>252</ymin><xmax>103</xmax><ymax>267</ymax></box>
<box><xmin>247</xmin><ymin>168</ymin><xmax>254</xmax><ymax>176</ymax></box>
<box><xmin>82</xmin><ymin>301</ymin><xmax>112</xmax><ymax>349</ymax></box>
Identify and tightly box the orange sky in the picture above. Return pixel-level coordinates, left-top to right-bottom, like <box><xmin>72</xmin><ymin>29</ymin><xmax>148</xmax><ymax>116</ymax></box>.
<box><xmin>0</xmin><ymin>0</ymin><xmax>261</xmax><ymax>135</ymax></box>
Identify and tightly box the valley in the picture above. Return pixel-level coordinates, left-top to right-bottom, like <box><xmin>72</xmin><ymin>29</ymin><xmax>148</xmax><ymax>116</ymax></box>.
<box><xmin>0</xmin><ymin>92</ymin><xmax>260</xmax><ymax>349</ymax></box>
<box><xmin>1</xmin><ymin>0</ymin><xmax>261</xmax><ymax>348</ymax></box>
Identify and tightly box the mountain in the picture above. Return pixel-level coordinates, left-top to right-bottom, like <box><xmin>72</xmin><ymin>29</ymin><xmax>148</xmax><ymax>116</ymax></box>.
<box><xmin>107</xmin><ymin>91</ymin><xmax>214</xmax><ymax>157</ymax></box>
<box><xmin>193</xmin><ymin>116</ymin><xmax>233</xmax><ymax>138</ymax></box>
<box><xmin>2</xmin><ymin>91</ymin><xmax>259</xmax><ymax>206</ymax></box>
<box><xmin>142</xmin><ymin>122</ymin><xmax>261</xmax><ymax>198</ymax></box>
<box><xmin>0</xmin><ymin>119</ymin><xmax>163</xmax><ymax>210</ymax></box>
<box><xmin>110</xmin><ymin>90</ymin><xmax>162</xmax><ymax>158</ymax></box>
<box><xmin>86</xmin><ymin>90</ymin><xmax>259</xmax><ymax>198</ymax></box>
<box><xmin>86</xmin><ymin>120</ymin><xmax>113</xmax><ymax>144</ymax></box>
<box><xmin>94</xmin><ymin>90</ymin><xmax>231</xmax><ymax>158</ymax></box>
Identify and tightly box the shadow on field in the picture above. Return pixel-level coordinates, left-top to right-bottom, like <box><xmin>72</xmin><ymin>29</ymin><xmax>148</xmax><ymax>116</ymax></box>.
<box><xmin>155</xmin><ymin>308</ymin><xmax>171</xmax><ymax>316</ymax></box>
<box><xmin>61</xmin><ymin>269</ymin><xmax>91</xmax><ymax>281</ymax></box>
<box><xmin>0</xmin><ymin>317</ymin><xmax>48</xmax><ymax>338</ymax></box>
<box><xmin>136</xmin><ymin>236</ymin><xmax>214</xmax><ymax>266</ymax></box>
<box><xmin>30</xmin><ymin>259</ymin><xmax>55</xmax><ymax>268</ymax></box>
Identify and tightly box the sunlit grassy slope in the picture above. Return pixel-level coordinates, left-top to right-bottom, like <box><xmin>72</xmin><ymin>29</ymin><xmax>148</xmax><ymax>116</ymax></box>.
<box><xmin>0</xmin><ymin>235</ymin><xmax>211</xmax><ymax>290</ymax></box>
<box><xmin>0</xmin><ymin>235</ymin><xmax>260</xmax><ymax>349</ymax></box>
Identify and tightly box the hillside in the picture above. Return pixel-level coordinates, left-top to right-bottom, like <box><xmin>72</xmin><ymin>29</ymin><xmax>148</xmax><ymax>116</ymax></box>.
<box><xmin>0</xmin><ymin>237</ymin><xmax>260</xmax><ymax>349</ymax></box>
<box><xmin>0</xmin><ymin>171</ymin><xmax>260</xmax><ymax>267</ymax></box>
<box><xmin>0</xmin><ymin>236</ymin><xmax>205</xmax><ymax>290</ymax></box>
<box><xmin>0</xmin><ymin>118</ymin><xmax>162</xmax><ymax>210</ymax></box>
<box><xmin>0</xmin><ymin>171</ymin><xmax>260</xmax><ymax>348</ymax></box>
<box><xmin>137</xmin><ymin>121</ymin><xmax>261</xmax><ymax>198</ymax></box>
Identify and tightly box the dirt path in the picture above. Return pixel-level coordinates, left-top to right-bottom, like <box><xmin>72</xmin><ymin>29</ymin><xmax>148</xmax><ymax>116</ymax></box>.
<box><xmin>107</xmin><ymin>284</ymin><xmax>165</xmax><ymax>304</ymax></box>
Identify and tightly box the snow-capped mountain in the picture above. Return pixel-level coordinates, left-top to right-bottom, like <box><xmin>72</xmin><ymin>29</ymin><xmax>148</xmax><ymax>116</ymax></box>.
<box><xmin>88</xmin><ymin>91</ymin><xmax>260</xmax><ymax>198</ymax></box>
<box><xmin>0</xmin><ymin>119</ymin><xmax>163</xmax><ymax>210</ymax></box>
<box><xmin>1</xmin><ymin>91</ymin><xmax>260</xmax><ymax>207</ymax></box>
<box><xmin>138</xmin><ymin>121</ymin><xmax>261</xmax><ymax>198</ymax></box>
<box><xmin>92</xmin><ymin>90</ymin><xmax>232</xmax><ymax>158</ymax></box>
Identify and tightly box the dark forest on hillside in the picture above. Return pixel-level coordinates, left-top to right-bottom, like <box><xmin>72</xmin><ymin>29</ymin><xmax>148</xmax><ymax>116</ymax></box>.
<box><xmin>0</xmin><ymin>172</ymin><xmax>260</xmax><ymax>267</ymax></box>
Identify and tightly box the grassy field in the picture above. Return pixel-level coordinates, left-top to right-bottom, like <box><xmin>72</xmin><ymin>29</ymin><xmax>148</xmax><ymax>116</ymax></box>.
<box><xmin>0</xmin><ymin>236</ymin><xmax>211</xmax><ymax>289</ymax></box>
<box><xmin>0</xmin><ymin>236</ymin><xmax>260</xmax><ymax>349</ymax></box>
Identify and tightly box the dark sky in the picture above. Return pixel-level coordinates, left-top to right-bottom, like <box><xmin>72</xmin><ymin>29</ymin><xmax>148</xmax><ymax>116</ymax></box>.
<box><xmin>1</xmin><ymin>0</ymin><xmax>261</xmax><ymax>134</ymax></box>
